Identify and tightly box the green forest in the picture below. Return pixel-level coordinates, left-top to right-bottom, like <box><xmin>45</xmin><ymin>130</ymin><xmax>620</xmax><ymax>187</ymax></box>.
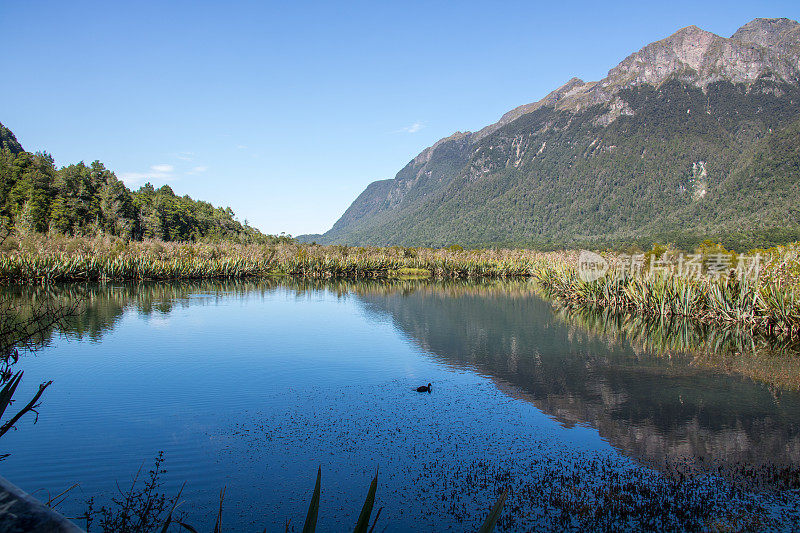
<box><xmin>321</xmin><ymin>79</ymin><xmax>800</xmax><ymax>252</ymax></box>
<box><xmin>0</xmin><ymin>122</ymin><xmax>278</xmax><ymax>243</ymax></box>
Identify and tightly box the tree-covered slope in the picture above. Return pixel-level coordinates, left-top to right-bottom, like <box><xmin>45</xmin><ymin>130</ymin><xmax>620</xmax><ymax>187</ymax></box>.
<box><xmin>0</xmin><ymin>123</ymin><xmax>23</xmax><ymax>155</ymax></box>
<box><xmin>0</xmin><ymin>123</ymin><xmax>271</xmax><ymax>243</ymax></box>
<box><xmin>320</xmin><ymin>18</ymin><xmax>800</xmax><ymax>251</ymax></box>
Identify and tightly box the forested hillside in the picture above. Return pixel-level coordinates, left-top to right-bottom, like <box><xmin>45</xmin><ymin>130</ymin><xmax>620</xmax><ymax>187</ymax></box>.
<box><xmin>317</xmin><ymin>18</ymin><xmax>800</xmax><ymax>251</ymax></box>
<box><xmin>0</xmin><ymin>123</ymin><xmax>273</xmax><ymax>243</ymax></box>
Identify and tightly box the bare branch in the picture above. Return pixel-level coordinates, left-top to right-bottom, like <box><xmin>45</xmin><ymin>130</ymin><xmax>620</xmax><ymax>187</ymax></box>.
<box><xmin>0</xmin><ymin>380</ymin><xmax>53</xmax><ymax>438</ymax></box>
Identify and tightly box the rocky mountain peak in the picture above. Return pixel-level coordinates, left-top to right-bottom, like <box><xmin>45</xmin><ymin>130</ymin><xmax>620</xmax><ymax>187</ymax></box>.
<box><xmin>661</xmin><ymin>25</ymin><xmax>721</xmax><ymax>69</ymax></box>
<box><xmin>550</xmin><ymin>18</ymin><xmax>800</xmax><ymax>115</ymax></box>
<box><xmin>322</xmin><ymin>17</ymin><xmax>800</xmax><ymax>248</ymax></box>
<box><xmin>433</xmin><ymin>18</ymin><xmax>799</xmax><ymax>155</ymax></box>
<box><xmin>732</xmin><ymin>17</ymin><xmax>800</xmax><ymax>49</ymax></box>
<box><xmin>381</xmin><ymin>17</ymin><xmax>800</xmax><ymax>199</ymax></box>
<box><xmin>601</xmin><ymin>24</ymin><xmax>747</xmax><ymax>89</ymax></box>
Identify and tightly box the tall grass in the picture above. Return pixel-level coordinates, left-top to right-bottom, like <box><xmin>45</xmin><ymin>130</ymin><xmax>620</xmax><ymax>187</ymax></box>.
<box><xmin>2</xmin><ymin>231</ymin><xmax>799</xmax><ymax>337</ymax></box>
<box><xmin>0</xmin><ymin>232</ymin><xmax>573</xmax><ymax>283</ymax></box>
<box><xmin>536</xmin><ymin>267</ymin><xmax>800</xmax><ymax>337</ymax></box>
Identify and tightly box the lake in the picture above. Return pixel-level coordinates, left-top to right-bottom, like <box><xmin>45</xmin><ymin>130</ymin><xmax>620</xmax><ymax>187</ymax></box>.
<box><xmin>3</xmin><ymin>279</ymin><xmax>800</xmax><ymax>531</ymax></box>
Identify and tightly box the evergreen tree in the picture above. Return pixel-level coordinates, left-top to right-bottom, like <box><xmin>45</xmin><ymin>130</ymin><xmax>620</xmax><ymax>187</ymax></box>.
<box><xmin>0</xmin><ymin>124</ymin><xmax>276</xmax><ymax>243</ymax></box>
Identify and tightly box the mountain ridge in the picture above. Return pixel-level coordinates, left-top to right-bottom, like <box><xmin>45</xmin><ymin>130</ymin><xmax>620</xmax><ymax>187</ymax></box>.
<box><xmin>309</xmin><ymin>17</ymin><xmax>800</xmax><ymax>250</ymax></box>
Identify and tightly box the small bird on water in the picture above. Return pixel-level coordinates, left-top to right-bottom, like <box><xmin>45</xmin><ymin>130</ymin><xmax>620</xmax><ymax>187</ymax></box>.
<box><xmin>415</xmin><ymin>383</ymin><xmax>432</xmax><ymax>393</ymax></box>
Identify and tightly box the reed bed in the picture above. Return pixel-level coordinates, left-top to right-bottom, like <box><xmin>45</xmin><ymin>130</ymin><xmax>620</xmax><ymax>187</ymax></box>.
<box><xmin>0</xmin><ymin>253</ymin><xmax>277</xmax><ymax>283</ymax></box>
<box><xmin>0</xmin><ymin>232</ymin><xmax>575</xmax><ymax>283</ymax></box>
<box><xmin>536</xmin><ymin>266</ymin><xmax>800</xmax><ymax>337</ymax></box>
<box><xmin>3</xmin><ymin>231</ymin><xmax>799</xmax><ymax>338</ymax></box>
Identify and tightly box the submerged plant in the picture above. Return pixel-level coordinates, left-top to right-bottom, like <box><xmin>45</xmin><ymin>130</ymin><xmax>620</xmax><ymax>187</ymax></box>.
<box><xmin>83</xmin><ymin>452</ymin><xmax>182</xmax><ymax>533</ymax></box>
<box><xmin>82</xmin><ymin>460</ymin><xmax>508</xmax><ymax>532</ymax></box>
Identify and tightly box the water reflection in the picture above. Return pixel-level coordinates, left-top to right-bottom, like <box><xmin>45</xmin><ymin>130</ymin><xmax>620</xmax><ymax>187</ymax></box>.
<box><xmin>550</xmin><ymin>304</ymin><xmax>800</xmax><ymax>390</ymax></box>
<box><xmin>4</xmin><ymin>278</ymin><xmax>800</xmax><ymax>473</ymax></box>
<box><xmin>348</xmin><ymin>281</ymin><xmax>800</xmax><ymax>470</ymax></box>
<box><xmin>1</xmin><ymin>279</ymin><xmax>284</xmax><ymax>343</ymax></box>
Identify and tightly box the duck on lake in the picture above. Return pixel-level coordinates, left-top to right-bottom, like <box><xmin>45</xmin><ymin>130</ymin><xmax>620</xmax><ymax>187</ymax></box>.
<box><xmin>416</xmin><ymin>383</ymin><xmax>432</xmax><ymax>393</ymax></box>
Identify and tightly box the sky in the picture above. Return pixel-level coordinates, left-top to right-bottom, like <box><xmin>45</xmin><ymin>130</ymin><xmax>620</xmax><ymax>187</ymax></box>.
<box><xmin>2</xmin><ymin>0</ymin><xmax>799</xmax><ymax>236</ymax></box>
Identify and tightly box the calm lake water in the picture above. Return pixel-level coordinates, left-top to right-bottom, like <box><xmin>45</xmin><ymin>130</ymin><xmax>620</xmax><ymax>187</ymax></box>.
<box><xmin>3</xmin><ymin>279</ymin><xmax>800</xmax><ymax>531</ymax></box>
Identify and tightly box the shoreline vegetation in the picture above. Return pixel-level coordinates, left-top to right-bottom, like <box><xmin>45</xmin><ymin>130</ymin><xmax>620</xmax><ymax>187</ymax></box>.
<box><xmin>3</xmin><ymin>241</ymin><xmax>800</xmax><ymax>530</ymax></box>
<box><xmin>0</xmin><ymin>232</ymin><xmax>574</xmax><ymax>282</ymax></box>
<box><xmin>536</xmin><ymin>243</ymin><xmax>800</xmax><ymax>338</ymax></box>
<box><xmin>0</xmin><ymin>232</ymin><xmax>800</xmax><ymax>337</ymax></box>
<box><xmin>1</xmin><ymin>232</ymin><xmax>799</xmax><ymax>338</ymax></box>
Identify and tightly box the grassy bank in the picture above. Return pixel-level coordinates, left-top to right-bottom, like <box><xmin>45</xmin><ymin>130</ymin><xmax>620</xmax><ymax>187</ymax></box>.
<box><xmin>535</xmin><ymin>245</ymin><xmax>800</xmax><ymax>337</ymax></box>
<box><xmin>2</xmin><ymin>232</ymin><xmax>799</xmax><ymax>338</ymax></box>
<box><xmin>0</xmin><ymin>233</ymin><xmax>573</xmax><ymax>283</ymax></box>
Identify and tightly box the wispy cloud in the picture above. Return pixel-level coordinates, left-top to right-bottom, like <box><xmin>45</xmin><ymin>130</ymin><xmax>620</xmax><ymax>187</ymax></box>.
<box><xmin>175</xmin><ymin>151</ymin><xmax>194</xmax><ymax>161</ymax></box>
<box><xmin>186</xmin><ymin>165</ymin><xmax>208</xmax><ymax>175</ymax></box>
<box><xmin>119</xmin><ymin>173</ymin><xmax>148</xmax><ymax>184</ymax></box>
<box><xmin>120</xmin><ymin>164</ymin><xmax>176</xmax><ymax>186</ymax></box>
<box><xmin>236</xmin><ymin>144</ymin><xmax>248</xmax><ymax>150</ymax></box>
<box><xmin>394</xmin><ymin>121</ymin><xmax>425</xmax><ymax>134</ymax></box>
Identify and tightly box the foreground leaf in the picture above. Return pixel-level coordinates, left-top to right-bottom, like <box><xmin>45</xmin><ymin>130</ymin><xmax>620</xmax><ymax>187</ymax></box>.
<box><xmin>353</xmin><ymin>469</ymin><xmax>378</xmax><ymax>533</ymax></box>
<box><xmin>477</xmin><ymin>488</ymin><xmax>508</xmax><ymax>533</ymax></box>
<box><xmin>302</xmin><ymin>466</ymin><xmax>321</xmax><ymax>533</ymax></box>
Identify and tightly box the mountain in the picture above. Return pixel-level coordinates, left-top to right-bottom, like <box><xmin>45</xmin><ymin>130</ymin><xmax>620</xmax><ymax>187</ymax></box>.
<box><xmin>317</xmin><ymin>18</ymin><xmax>800</xmax><ymax>251</ymax></box>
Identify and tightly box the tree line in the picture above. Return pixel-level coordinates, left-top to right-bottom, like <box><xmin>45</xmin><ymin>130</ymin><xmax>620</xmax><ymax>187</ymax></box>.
<box><xmin>0</xmin><ymin>122</ymin><xmax>287</xmax><ymax>244</ymax></box>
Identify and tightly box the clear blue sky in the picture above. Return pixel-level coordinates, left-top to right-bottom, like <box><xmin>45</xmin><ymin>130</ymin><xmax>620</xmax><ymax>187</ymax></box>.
<box><xmin>3</xmin><ymin>1</ymin><xmax>799</xmax><ymax>236</ymax></box>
